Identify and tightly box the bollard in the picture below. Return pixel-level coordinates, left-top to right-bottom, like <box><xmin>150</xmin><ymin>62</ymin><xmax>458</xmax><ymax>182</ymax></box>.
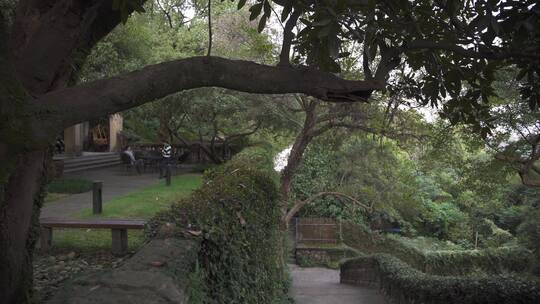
<box><xmin>165</xmin><ymin>164</ymin><xmax>171</xmax><ymax>186</ymax></box>
<box><xmin>93</xmin><ymin>180</ymin><xmax>103</xmax><ymax>214</ymax></box>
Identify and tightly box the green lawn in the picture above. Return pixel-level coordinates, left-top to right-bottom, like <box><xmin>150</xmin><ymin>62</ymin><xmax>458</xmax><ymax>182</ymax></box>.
<box><xmin>78</xmin><ymin>174</ymin><xmax>202</xmax><ymax>219</ymax></box>
<box><xmin>48</xmin><ymin>174</ymin><xmax>202</xmax><ymax>254</ymax></box>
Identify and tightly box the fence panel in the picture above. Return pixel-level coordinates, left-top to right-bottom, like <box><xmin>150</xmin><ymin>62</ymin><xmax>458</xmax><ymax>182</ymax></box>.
<box><xmin>295</xmin><ymin>218</ymin><xmax>340</xmax><ymax>244</ymax></box>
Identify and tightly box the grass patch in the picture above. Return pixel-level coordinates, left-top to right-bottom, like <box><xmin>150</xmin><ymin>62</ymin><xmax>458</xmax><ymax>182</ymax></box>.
<box><xmin>50</xmin><ymin>174</ymin><xmax>202</xmax><ymax>253</ymax></box>
<box><xmin>47</xmin><ymin>178</ymin><xmax>93</xmax><ymax>194</ymax></box>
<box><xmin>50</xmin><ymin>229</ymin><xmax>145</xmax><ymax>254</ymax></box>
<box><xmin>78</xmin><ymin>174</ymin><xmax>202</xmax><ymax>219</ymax></box>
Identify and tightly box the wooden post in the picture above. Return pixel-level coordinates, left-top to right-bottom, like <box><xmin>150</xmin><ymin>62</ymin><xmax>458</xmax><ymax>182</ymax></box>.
<box><xmin>111</xmin><ymin>228</ymin><xmax>128</xmax><ymax>255</ymax></box>
<box><xmin>165</xmin><ymin>164</ymin><xmax>171</xmax><ymax>186</ymax></box>
<box><xmin>40</xmin><ymin>227</ymin><xmax>53</xmax><ymax>252</ymax></box>
<box><xmin>93</xmin><ymin>181</ymin><xmax>103</xmax><ymax>214</ymax></box>
<box><xmin>295</xmin><ymin>218</ymin><xmax>299</xmax><ymax>247</ymax></box>
<box><xmin>339</xmin><ymin>220</ymin><xmax>343</xmax><ymax>243</ymax></box>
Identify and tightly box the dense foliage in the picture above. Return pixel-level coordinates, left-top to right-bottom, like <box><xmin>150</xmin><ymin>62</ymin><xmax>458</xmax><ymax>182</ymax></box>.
<box><xmin>148</xmin><ymin>147</ymin><xmax>290</xmax><ymax>303</ymax></box>
<box><xmin>341</xmin><ymin>253</ymin><xmax>540</xmax><ymax>304</ymax></box>
<box><xmin>342</xmin><ymin>222</ymin><xmax>532</xmax><ymax>277</ymax></box>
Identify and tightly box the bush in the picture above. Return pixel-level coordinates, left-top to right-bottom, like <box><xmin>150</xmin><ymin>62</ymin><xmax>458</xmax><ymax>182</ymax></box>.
<box><xmin>341</xmin><ymin>254</ymin><xmax>540</xmax><ymax>304</ymax></box>
<box><xmin>517</xmin><ymin>202</ymin><xmax>540</xmax><ymax>277</ymax></box>
<box><xmin>47</xmin><ymin>178</ymin><xmax>93</xmax><ymax>194</ymax></box>
<box><xmin>476</xmin><ymin>218</ymin><xmax>516</xmax><ymax>248</ymax></box>
<box><xmin>295</xmin><ymin>245</ymin><xmax>359</xmax><ymax>269</ymax></box>
<box><xmin>342</xmin><ymin>222</ymin><xmax>533</xmax><ymax>276</ymax></box>
<box><xmin>149</xmin><ymin>146</ymin><xmax>289</xmax><ymax>303</ymax></box>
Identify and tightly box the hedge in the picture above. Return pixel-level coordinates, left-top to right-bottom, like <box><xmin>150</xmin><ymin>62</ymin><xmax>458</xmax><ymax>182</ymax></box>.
<box><xmin>342</xmin><ymin>222</ymin><xmax>533</xmax><ymax>276</ymax></box>
<box><xmin>340</xmin><ymin>254</ymin><xmax>540</xmax><ymax>304</ymax></box>
<box><xmin>295</xmin><ymin>244</ymin><xmax>359</xmax><ymax>269</ymax></box>
<box><xmin>147</xmin><ymin>147</ymin><xmax>290</xmax><ymax>303</ymax></box>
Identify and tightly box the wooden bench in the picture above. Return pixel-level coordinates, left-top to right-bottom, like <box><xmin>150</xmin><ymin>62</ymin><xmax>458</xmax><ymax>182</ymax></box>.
<box><xmin>40</xmin><ymin>218</ymin><xmax>146</xmax><ymax>256</ymax></box>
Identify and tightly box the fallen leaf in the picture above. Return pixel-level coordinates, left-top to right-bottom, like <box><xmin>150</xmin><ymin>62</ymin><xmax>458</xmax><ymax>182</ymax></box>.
<box><xmin>149</xmin><ymin>261</ymin><xmax>165</xmax><ymax>267</ymax></box>
<box><xmin>187</xmin><ymin>230</ymin><xmax>202</xmax><ymax>236</ymax></box>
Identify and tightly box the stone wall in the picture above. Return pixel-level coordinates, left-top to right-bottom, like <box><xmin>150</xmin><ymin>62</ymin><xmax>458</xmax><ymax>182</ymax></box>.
<box><xmin>47</xmin><ymin>238</ymin><xmax>198</xmax><ymax>304</ymax></box>
<box><xmin>339</xmin><ymin>257</ymin><xmax>379</xmax><ymax>287</ymax></box>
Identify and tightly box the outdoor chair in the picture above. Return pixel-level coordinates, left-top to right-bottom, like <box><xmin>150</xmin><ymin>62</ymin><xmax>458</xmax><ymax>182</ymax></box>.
<box><xmin>177</xmin><ymin>151</ymin><xmax>190</xmax><ymax>164</ymax></box>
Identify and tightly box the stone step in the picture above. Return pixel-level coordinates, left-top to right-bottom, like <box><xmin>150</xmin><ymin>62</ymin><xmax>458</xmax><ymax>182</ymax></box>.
<box><xmin>61</xmin><ymin>153</ymin><xmax>119</xmax><ymax>164</ymax></box>
<box><xmin>57</xmin><ymin>153</ymin><xmax>122</xmax><ymax>173</ymax></box>
<box><xmin>63</xmin><ymin>157</ymin><xmax>121</xmax><ymax>169</ymax></box>
<box><xmin>63</xmin><ymin>160</ymin><xmax>122</xmax><ymax>173</ymax></box>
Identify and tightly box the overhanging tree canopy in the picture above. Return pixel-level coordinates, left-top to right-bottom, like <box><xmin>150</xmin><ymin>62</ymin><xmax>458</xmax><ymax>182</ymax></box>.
<box><xmin>1</xmin><ymin>0</ymin><xmax>539</xmax><ymax>303</ymax></box>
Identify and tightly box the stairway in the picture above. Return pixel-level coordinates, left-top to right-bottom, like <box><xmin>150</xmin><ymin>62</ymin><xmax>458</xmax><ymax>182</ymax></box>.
<box><xmin>56</xmin><ymin>152</ymin><xmax>122</xmax><ymax>173</ymax></box>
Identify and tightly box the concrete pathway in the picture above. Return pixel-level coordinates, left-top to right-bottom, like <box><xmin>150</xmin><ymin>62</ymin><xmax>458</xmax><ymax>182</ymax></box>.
<box><xmin>41</xmin><ymin>165</ymin><xmax>173</xmax><ymax>218</ymax></box>
<box><xmin>290</xmin><ymin>264</ymin><xmax>385</xmax><ymax>304</ymax></box>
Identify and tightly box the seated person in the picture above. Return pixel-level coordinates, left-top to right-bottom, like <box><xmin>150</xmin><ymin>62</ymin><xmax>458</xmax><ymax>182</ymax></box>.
<box><xmin>123</xmin><ymin>146</ymin><xmax>144</xmax><ymax>174</ymax></box>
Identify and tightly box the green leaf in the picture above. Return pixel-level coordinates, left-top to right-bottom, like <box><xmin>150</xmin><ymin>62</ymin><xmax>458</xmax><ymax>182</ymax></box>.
<box><xmin>516</xmin><ymin>68</ymin><xmax>528</xmax><ymax>81</ymax></box>
<box><xmin>299</xmin><ymin>18</ymin><xmax>312</xmax><ymax>26</ymax></box>
<box><xmin>237</xmin><ymin>0</ymin><xmax>247</xmax><ymax>10</ymax></box>
<box><xmin>249</xmin><ymin>3</ymin><xmax>263</xmax><ymax>21</ymax></box>
<box><xmin>263</xmin><ymin>0</ymin><xmax>271</xmax><ymax>17</ymax></box>
<box><xmin>258</xmin><ymin>15</ymin><xmax>267</xmax><ymax>32</ymax></box>
<box><xmin>281</xmin><ymin>2</ymin><xmax>293</xmax><ymax>22</ymax></box>
<box><xmin>133</xmin><ymin>2</ymin><xmax>146</xmax><ymax>13</ymax></box>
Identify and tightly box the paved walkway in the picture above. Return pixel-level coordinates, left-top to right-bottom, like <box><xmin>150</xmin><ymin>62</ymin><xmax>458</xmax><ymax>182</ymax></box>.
<box><xmin>41</xmin><ymin>165</ymin><xmax>169</xmax><ymax>218</ymax></box>
<box><xmin>290</xmin><ymin>265</ymin><xmax>385</xmax><ymax>304</ymax></box>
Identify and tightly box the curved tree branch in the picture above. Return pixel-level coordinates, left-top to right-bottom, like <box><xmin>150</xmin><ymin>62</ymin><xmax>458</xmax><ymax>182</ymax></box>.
<box><xmin>37</xmin><ymin>56</ymin><xmax>383</xmax><ymax>132</ymax></box>
<box><xmin>207</xmin><ymin>0</ymin><xmax>212</xmax><ymax>56</ymax></box>
<box><xmin>282</xmin><ymin>191</ymin><xmax>372</xmax><ymax>225</ymax></box>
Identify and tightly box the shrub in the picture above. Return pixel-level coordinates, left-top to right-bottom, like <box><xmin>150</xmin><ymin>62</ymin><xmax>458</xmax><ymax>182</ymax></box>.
<box><xmin>342</xmin><ymin>222</ymin><xmax>533</xmax><ymax>276</ymax></box>
<box><xmin>341</xmin><ymin>254</ymin><xmax>540</xmax><ymax>304</ymax></box>
<box><xmin>517</xmin><ymin>202</ymin><xmax>540</xmax><ymax>277</ymax></box>
<box><xmin>476</xmin><ymin>218</ymin><xmax>516</xmax><ymax>248</ymax></box>
<box><xmin>295</xmin><ymin>245</ymin><xmax>359</xmax><ymax>269</ymax></box>
<box><xmin>149</xmin><ymin>146</ymin><xmax>289</xmax><ymax>303</ymax></box>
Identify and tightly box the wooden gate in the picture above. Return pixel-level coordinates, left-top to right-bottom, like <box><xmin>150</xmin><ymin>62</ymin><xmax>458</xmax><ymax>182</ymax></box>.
<box><xmin>294</xmin><ymin>218</ymin><xmax>341</xmax><ymax>244</ymax></box>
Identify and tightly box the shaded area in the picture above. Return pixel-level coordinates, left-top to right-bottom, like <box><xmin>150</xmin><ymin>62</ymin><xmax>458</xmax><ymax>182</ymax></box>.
<box><xmin>41</xmin><ymin>165</ymin><xmax>196</xmax><ymax>219</ymax></box>
<box><xmin>289</xmin><ymin>264</ymin><xmax>384</xmax><ymax>304</ymax></box>
<box><xmin>47</xmin><ymin>238</ymin><xmax>198</xmax><ymax>304</ymax></box>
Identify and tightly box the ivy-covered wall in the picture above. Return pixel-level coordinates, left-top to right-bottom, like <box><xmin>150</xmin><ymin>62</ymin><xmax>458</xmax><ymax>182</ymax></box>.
<box><xmin>341</xmin><ymin>254</ymin><xmax>540</xmax><ymax>304</ymax></box>
<box><xmin>148</xmin><ymin>146</ymin><xmax>290</xmax><ymax>303</ymax></box>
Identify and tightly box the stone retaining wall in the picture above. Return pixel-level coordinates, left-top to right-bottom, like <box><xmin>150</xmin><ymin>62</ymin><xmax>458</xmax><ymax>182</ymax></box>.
<box><xmin>339</xmin><ymin>257</ymin><xmax>379</xmax><ymax>287</ymax></box>
<box><xmin>47</xmin><ymin>238</ymin><xmax>198</xmax><ymax>304</ymax></box>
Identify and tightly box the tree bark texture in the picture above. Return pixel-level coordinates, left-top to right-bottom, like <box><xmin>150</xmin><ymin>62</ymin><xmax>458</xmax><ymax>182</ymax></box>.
<box><xmin>1</xmin><ymin>1</ymin><xmax>123</xmax><ymax>302</ymax></box>
<box><xmin>280</xmin><ymin>102</ymin><xmax>318</xmax><ymax>203</ymax></box>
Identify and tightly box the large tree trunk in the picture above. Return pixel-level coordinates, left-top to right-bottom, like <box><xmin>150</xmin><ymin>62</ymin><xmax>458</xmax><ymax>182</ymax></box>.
<box><xmin>0</xmin><ymin>152</ymin><xmax>47</xmax><ymax>303</ymax></box>
<box><xmin>1</xmin><ymin>2</ymin><xmax>123</xmax><ymax>303</ymax></box>
<box><xmin>0</xmin><ymin>42</ymin><xmax>49</xmax><ymax>303</ymax></box>
<box><xmin>280</xmin><ymin>102</ymin><xmax>318</xmax><ymax>204</ymax></box>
